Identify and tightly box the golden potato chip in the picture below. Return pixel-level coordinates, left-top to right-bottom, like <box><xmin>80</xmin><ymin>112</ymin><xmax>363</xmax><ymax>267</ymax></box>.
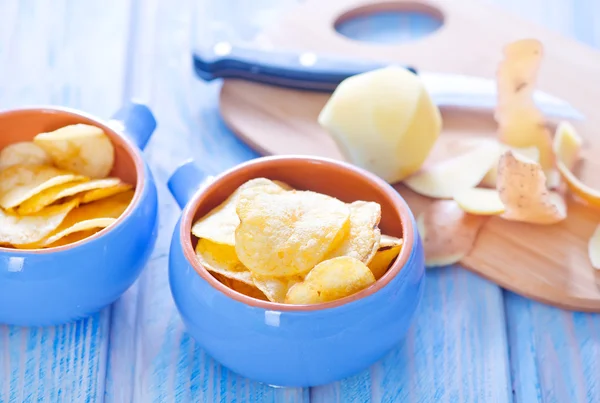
<box><xmin>497</xmin><ymin>151</ymin><xmax>567</xmax><ymax>224</ymax></box>
<box><xmin>251</xmin><ymin>274</ymin><xmax>303</xmax><ymax>303</ymax></box>
<box><xmin>284</xmin><ymin>256</ymin><xmax>375</xmax><ymax>304</ymax></box>
<box><xmin>0</xmin><ymin>141</ymin><xmax>51</xmax><ymax>169</ymax></box>
<box><xmin>195</xmin><ymin>238</ymin><xmax>254</xmax><ymax>285</ymax></box>
<box><xmin>0</xmin><ymin>200</ymin><xmax>78</xmax><ymax>246</ymax></box>
<box><xmin>325</xmin><ymin>201</ymin><xmax>381</xmax><ymax>264</ymax></box>
<box><xmin>192</xmin><ymin>178</ymin><xmax>288</xmax><ymax>246</ymax></box>
<box><xmin>589</xmin><ymin>224</ymin><xmax>600</xmax><ymax>270</ymax></box>
<box><xmin>40</xmin><ymin>218</ymin><xmax>116</xmax><ymax>247</ymax></box>
<box><xmin>552</xmin><ymin>122</ymin><xmax>600</xmax><ymax>208</ymax></box>
<box><xmin>417</xmin><ymin>200</ymin><xmax>486</xmax><ymax>268</ymax></box>
<box><xmin>235</xmin><ymin>189</ymin><xmax>351</xmax><ymax>277</ymax></box>
<box><xmin>404</xmin><ymin>141</ymin><xmax>500</xmax><ymax>199</ymax></box>
<box><xmin>0</xmin><ymin>164</ymin><xmax>85</xmax><ymax>209</ymax></box>
<box><xmin>17</xmin><ymin>177</ymin><xmax>122</xmax><ymax>215</ymax></box>
<box><xmin>495</xmin><ymin>39</ymin><xmax>554</xmax><ymax>171</ymax></box>
<box><xmin>33</xmin><ymin>123</ymin><xmax>115</xmax><ymax>178</ymax></box>
<box><xmin>453</xmin><ymin>187</ymin><xmax>505</xmax><ymax>216</ymax></box>
<box><xmin>80</xmin><ymin>183</ymin><xmax>133</xmax><ymax>204</ymax></box>
<box><xmin>480</xmin><ymin>145</ymin><xmax>539</xmax><ymax>188</ymax></box>
<box><xmin>230</xmin><ymin>278</ymin><xmax>269</xmax><ymax>301</ymax></box>
<box><xmin>368</xmin><ymin>235</ymin><xmax>403</xmax><ymax>280</ymax></box>
<box><xmin>45</xmin><ymin>228</ymin><xmax>101</xmax><ymax>248</ymax></box>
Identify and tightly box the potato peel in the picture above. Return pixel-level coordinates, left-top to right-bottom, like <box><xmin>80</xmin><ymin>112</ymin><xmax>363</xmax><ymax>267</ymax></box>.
<box><xmin>588</xmin><ymin>224</ymin><xmax>600</xmax><ymax>270</ymax></box>
<box><xmin>404</xmin><ymin>141</ymin><xmax>500</xmax><ymax>199</ymax></box>
<box><xmin>453</xmin><ymin>187</ymin><xmax>505</xmax><ymax>216</ymax></box>
<box><xmin>552</xmin><ymin>122</ymin><xmax>600</xmax><ymax>208</ymax></box>
<box><xmin>497</xmin><ymin>151</ymin><xmax>566</xmax><ymax>224</ymax></box>
<box><xmin>417</xmin><ymin>200</ymin><xmax>486</xmax><ymax>268</ymax></box>
<box><xmin>495</xmin><ymin>39</ymin><xmax>554</xmax><ymax>172</ymax></box>
<box><xmin>480</xmin><ymin>145</ymin><xmax>539</xmax><ymax>188</ymax></box>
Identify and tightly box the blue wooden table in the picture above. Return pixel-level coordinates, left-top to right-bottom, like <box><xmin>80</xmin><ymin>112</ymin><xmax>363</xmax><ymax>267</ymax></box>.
<box><xmin>1</xmin><ymin>0</ymin><xmax>600</xmax><ymax>402</ymax></box>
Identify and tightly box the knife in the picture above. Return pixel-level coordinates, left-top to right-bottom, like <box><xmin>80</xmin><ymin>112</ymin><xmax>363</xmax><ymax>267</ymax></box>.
<box><xmin>193</xmin><ymin>41</ymin><xmax>584</xmax><ymax>121</ymax></box>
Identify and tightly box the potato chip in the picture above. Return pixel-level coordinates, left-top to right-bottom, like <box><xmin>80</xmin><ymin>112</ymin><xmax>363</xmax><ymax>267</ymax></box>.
<box><xmin>325</xmin><ymin>201</ymin><xmax>381</xmax><ymax>264</ymax></box>
<box><xmin>0</xmin><ymin>164</ymin><xmax>85</xmax><ymax>209</ymax></box>
<box><xmin>195</xmin><ymin>238</ymin><xmax>254</xmax><ymax>285</ymax></box>
<box><xmin>45</xmin><ymin>228</ymin><xmax>101</xmax><ymax>248</ymax></box>
<box><xmin>0</xmin><ymin>200</ymin><xmax>78</xmax><ymax>246</ymax></box>
<box><xmin>80</xmin><ymin>183</ymin><xmax>133</xmax><ymax>204</ymax></box>
<box><xmin>417</xmin><ymin>200</ymin><xmax>486</xmax><ymax>268</ymax></box>
<box><xmin>404</xmin><ymin>141</ymin><xmax>500</xmax><ymax>199</ymax></box>
<box><xmin>230</xmin><ymin>278</ymin><xmax>269</xmax><ymax>301</ymax></box>
<box><xmin>17</xmin><ymin>177</ymin><xmax>123</xmax><ymax>215</ymax></box>
<box><xmin>40</xmin><ymin>218</ymin><xmax>116</xmax><ymax>247</ymax></box>
<box><xmin>588</xmin><ymin>224</ymin><xmax>600</xmax><ymax>270</ymax></box>
<box><xmin>251</xmin><ymin>274</ymin><xmax>303</xmax><ymax>303</ymax></box>
<box><xmin>0</xmin><ymin>141</ymin><xmax>51</xmax><ymax>169</ymax></box>
<box><xmin>497</xmin><ymin>151</ymin><xmax>567</xmax><ymax>224</ymax></box>
<box><xmin>33</xmin><ymin>123</ymin><xmax>115</xmax><ymax>178</ymax></box>
<box><xmin>368</xmin><ymin>235</ymin><xmax>403</xmax><ymax>279</ymax></box>
<box><xmin>453</xmin><ymin>187</ymin><xmax>505</xmax><ymax>216</ymax></box>
<box><xmin>284</xmin><ymin>256</ymin><xmax>375</xmax><ymax>304</ymax></box>
<box><xmin>495</xmin><ymin>39</ymin><xmax>554</xmax><ymax>171</ymax></box>
<box><xmin>235</xmin><ymin>189</ymin><xmax>351</xmax><ymax>277</ymax></box>
<box><xmin>480</xmin><ymin>145</ymin><xmax>539</xmax><ymax>188</ymax></box>
<box><xmin>552</xmin><ymin>122</ymin><xmax>600</xmax><ymax>208</ymax></box>
<box><xmin>192</xmin><ymin>178</ymin><xmax>288</xmax><ymax>246</ymax></box>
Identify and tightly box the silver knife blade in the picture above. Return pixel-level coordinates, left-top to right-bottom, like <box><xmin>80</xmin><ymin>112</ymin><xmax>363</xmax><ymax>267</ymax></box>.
<box><xmin>419</xmin><ymin>71</ymin><xmax>584</xmax><ymax>121</ymax></box>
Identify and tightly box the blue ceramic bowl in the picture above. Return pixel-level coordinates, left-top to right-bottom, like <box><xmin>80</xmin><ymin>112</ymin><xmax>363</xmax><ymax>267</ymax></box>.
<box><xmin>0</xmin><ymin>102</ymin><xmax>159</xmax><ymax>326</ymax></box>
<box><xmin>167</xmin><ymin>156</ymin><xmax>425</xmax><ymax>387</ymax></box>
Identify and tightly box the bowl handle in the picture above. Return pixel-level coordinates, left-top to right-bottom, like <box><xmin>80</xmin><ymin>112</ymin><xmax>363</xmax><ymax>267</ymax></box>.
<box><xmin>108</xmin><ymin>101</ymin><xmax>157</xmax><ymax>150</ymax></box>
<box><xmin>168</xmin><ymin>159</ymin><xmax>214</xmax><ymax>209</ymax></box>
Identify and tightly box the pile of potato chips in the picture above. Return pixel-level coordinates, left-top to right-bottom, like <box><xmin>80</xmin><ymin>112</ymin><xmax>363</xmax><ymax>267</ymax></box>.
<box><xmin>400</xmin><ymin>38</ymin><xmax>600</xmax><ymax>270</ymax></box>
<box><xmin>191</xmin><ymin>178</ymin><xmax>403</xmax><ymax>304</ymax></box>
<box><xmin>0</xmin><ymin>123</ymin><xmax>134</xmax><ymax>249</ymax></box>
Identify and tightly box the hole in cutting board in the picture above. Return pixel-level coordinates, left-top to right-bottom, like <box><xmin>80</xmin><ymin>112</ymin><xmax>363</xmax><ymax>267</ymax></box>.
<box><xmin>334</xmin><ymin>2</ymin><xmax>444</xmax><ymax>44</ymax></box>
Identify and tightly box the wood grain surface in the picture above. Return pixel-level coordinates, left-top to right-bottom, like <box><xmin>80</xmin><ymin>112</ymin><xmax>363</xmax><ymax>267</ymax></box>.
<box><xmin>0</xmin><ymin>0</ymin><xmax>599</xmax><ymax>402</ymax></box>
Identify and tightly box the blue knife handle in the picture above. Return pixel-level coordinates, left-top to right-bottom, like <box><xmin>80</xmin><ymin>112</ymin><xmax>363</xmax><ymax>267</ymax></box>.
<box><xmin>192</xmin><ymin>42</ymin><xmax>417</xmax><ymax>92</ymax></box>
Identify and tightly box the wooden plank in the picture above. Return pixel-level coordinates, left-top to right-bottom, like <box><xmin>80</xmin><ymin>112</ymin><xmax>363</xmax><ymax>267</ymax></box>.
<box><xmin>103</xmin><ymin>0</ymin><xmax>307</xmax><ymax>401</ymax></box>
<box><xmin>488</xmin><ymin>1</ymin><xmax>600</xmax><ymax>402</ymax></box>
<box><xmin>0</xmin><ymin>0</ymin><xmax>132</xmax><ymax>402</ymax></box>
<box><xmin>311</xmin><ymin>268</ymin><xmax>511</xmax><ymax>402</ymax></box>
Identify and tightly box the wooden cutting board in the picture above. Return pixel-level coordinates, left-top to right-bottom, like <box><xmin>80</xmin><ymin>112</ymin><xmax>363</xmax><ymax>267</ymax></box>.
<box><xmin>218</xmin><ymin>0</ymin><xmax>600</xmax><ymax>312</ymax></box>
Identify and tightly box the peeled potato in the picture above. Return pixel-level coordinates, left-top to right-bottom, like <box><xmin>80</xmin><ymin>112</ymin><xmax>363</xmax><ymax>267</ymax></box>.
<box><xmin>0</xmin><ymin>141</ymin><xmax>51</xmax><ymax>169</ymax></box>
<box><xmin>318</xmin><ymin>66</ymin><xmax>442</xmax><ymax>183</ymax></box>
<box><xmin>192</xmin><ymin>178</ymin><xmax>288</xmax><ymax>246</ymax></box>
<box><xmin>325</xmin><ymin>201</ymin><xmax>381</xmax><ymax>264</ymax></box>
<box><xmin>0</xmin><ymin>164</ymin><xmax>85</xmax><ymax>209</ymax></box>
<box><xmin>453</xmin><ymin>187</ymin><xmax>505</xmax><ymax>216</ymax></box>
<box><xmin>497</xmin><ymin>151</ymin><xmax>566</xmax><ymax>224</ymax></box>
<box><xmin>0</xmin><ymin>200</ymin><xmax>78</xmax><ymax>246</ymax></box>
<box><xmin>285</xmin><ymin>256</ymin><xmax>375</xmax><ymax>304</ymax></box>
<box><xmin>417</xmin><ymin>200</ymin><xmax>486</xmax><ymax>268</ymax></box>
<box><xmin>589</xmin><ymin>224</ymin><xmax>600</xmax><ymax>270</ymax></box>
<box><xmin>17</xmin><ymin>177</ymin><xmax>122</xmax><ymax>215</ymax></box>
<box><xmin>235</xmin><ymin>189</ymin><xmax>350</xmax><ymax>277</ymax></box>
<box><xmin>33</xmin><ymin>123</ymin><xmax>115</xmax><ymax>178</ymax></box>
<box><xmin>552</xmin><ymin>122</ymin><xmax>600</xmax><ymax>208</ymax></box>
<box><xmin>195</xmin><ymin>238</ymin><xmax>254</xmax><ymax>285</ymax></box>
<box><xmin>404</xmin><ymin>141</ymin><xmax>500</xmax><ymax>199</ymax></box>
<box><xmin>367</xmin><ymin>235</ymin><xmax>403</xmax><ymax>279</ymax></box>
